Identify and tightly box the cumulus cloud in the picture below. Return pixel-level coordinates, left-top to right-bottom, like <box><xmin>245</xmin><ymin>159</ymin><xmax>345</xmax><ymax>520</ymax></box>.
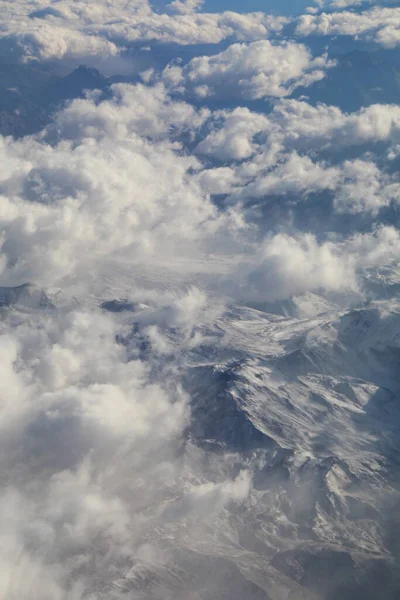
<box><xmin>194</xmin><ymin>100</ymin><xmax>400</xmax><ymax>215</ymax></box>
<box><xmin>296</xmin><ymin>6</ymin><xmax>400</xmax><ymax>48</ymax></box>
<box><xmin>0</xmin><ymin>291</ymin><xmax>252</xmax><ymax>597</ymax></box>
<box><xmin>221</xmin><ymin>153</ymin><xmax>400</xmax><ymax>216</ymax></box>
<box><xmin>0</xmin><ymin>0</ymin><xmax>286</xmax><ymax>63</ymax></box>
<box><xmin>0</xmin><ymin>84</ymin><xmax>232</xmax><ymax>288</ymax></box>
<box><xmin>239</xmin><ymin>226</ymin><xmax>400</xmax><ymax>302</ymax></box>
<box><xmin>268</xmin><ymin>100</ymin><xmax>400</xmax><ymax>150</ymax></box>
<box><xmin>230</xmin><ymin>153</ymin><xmax>338</xmax><ymax>200</ymax></box>
<box><xmin>169</xmin><ymin>0</ymin><xmax>204</xmax><ymax>15</ymax></box>
<box><xmin>197</xmin><ymin>100</ymin><xmax>400</xmax><ymax>164</ymax></box>
<box><xmin>242</xmin><ymin>233</ymin><xmax>357</xmax><ymax>302</ymax></box>
<box><xmin>2</xmin><ymin>76</ymin><xmax>397</xmax><ymax>316</ymax></box>
<box><xmin>49</xmin><ymin>81</ymin><xmax>211</xmax><ymax>142</ymax></box>
<box><xmin>333</xmin><ymin>159</ymin><xmax>400</xmax><ymax>214</ymax></box>
<box><xmin>164</xmin><ymin>39</ymin><xmax>334</xmax><ymax>100</ymax></box>
<box><xmin>0</xmin><ymin>177</ymin><xmax>245</xmax><ymax>596</ymax></box>
<box><xmin>0</xmin><ymin>303</ymin><xmax>186</xmax><ymax>597</ymax></box>
<box><xmin>314</xmin><ymin>0</ymin><xmax>398</xmax><ymax>9</ymax></box>
<box><xmin>195</xmin><ymin>107</ymin><xmax>270</xmax><ymax>161</ymax></box>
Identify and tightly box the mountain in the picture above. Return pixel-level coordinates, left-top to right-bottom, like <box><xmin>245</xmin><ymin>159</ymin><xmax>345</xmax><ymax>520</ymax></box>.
<box><xmin>0</xmin><ymin>283</ymin><xmax>55</xmax><ymax>309</ymax></box>
<box><xmin>90</xmin><ymin>287</ymin><xmax>400</xmax><ymax>600</ymax></box>
<box><xmin>0</xmin><ymin>63</ymin><xmax>109</xmax><ymax>137</ymax></box>
<box><xmin>293</xmin><ymin>48</ymin><xmax>400</xmax><ymax>112</ymax></box>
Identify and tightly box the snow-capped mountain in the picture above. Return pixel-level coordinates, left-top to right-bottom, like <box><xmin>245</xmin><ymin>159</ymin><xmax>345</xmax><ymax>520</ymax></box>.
<box><xmin>75</xmin><ymin>282</ymin><xmax>400</xmax><ymax>599</ymax></box>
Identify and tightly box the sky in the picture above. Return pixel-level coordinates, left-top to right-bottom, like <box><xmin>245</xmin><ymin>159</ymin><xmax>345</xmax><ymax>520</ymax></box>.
<box><xmin>202</xmin><ymin>0</ymin><xmax>315</xmax><ymax>15</ymax></box>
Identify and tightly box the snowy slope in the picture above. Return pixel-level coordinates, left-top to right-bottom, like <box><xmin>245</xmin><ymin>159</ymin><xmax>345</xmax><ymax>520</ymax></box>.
<box><xmin>85</xmin><ymin>288</ymin><xmax>400</xmax><ymax>600</ymax></box>
<box><xmin>180</xmin><ymin>301</ymin><xmax>400</xmax><ymax>597</ymax></box>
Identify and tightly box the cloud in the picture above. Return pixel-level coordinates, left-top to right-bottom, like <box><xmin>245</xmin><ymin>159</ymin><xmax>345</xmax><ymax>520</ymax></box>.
<box><xmin>314</xmin><ymin>0</ymin><xmax>399</xmax><ymax>9</ymax></box>
<box><xmin>269</xmin><ymin>100</ymin><xmax>400</xmax><ymax>149</ymax></box>
<box><xmin>163</xmin><ymin>470</ymin><xmax>251</xmax><ymax>520</ymax></box>
<box><xmin>0</xmin><ymin>0</ymin><xmax>286</xmax><ymax>64</ymax></box>
<box><xmin>296</xmin><ymin>6</ymin><xmax>400</xmax><ymax>48</ymax></box>
<box><xmin>240</xmin><ymin>233</ymin><xmax>357</xmax><ymax>302</ymax></box>
<box><xmin>195</xmin><ymin>107</ymin><xmax>270</xmax><ymax>161</ymax></box>
<box><xmin>164</xmin><ymin>39</ymin><xmax>334</xmax><ymax>100</ymax></box>
<box><xmin>0</xmin><ymin>22</ymin><xmax>120</xmax><ymax>64</ymax></box>
<box><xmin>0</xmin><ymin>269</ymin><xmax>252</xmax><ymax>599</ymax></box>
<box><xmin>333</xmin><ymin>159</ymin><xmax>400</xmax><ymax>214</ymax></box>
<box><xmin>222</xmin><ymin>154</ymin><xmax>400</xmax><ymax>216</ymax></box>
<box><xmin>49</xmin><ymin>81</ymin><xmax>211</xmax><ymax>142</ymax></box>
<box><xmin>228</xmin><ymin>153</ymin><xmax>339</xmax><ymax>200</ymax></box>
<box><xmin>169</xmin><ymin>0</ymin><xmax>204</xmax><ymax>15</ymax></box>
<box><xmin>0</xmin><ymin>84</ymin><xmax>234</xmax><ymax>288</ymax></box>
<box><xmin>239</xmin><ymin>226</ymin><xmax>400</xmax><ymax>302</ymax></box>
<box><xmin>197</xmin><ymin>100</ymin><xmax>400</xmax><ymax>163</ymax></box>
<box><xmin>193</xmin><ymin>100</ymin><xmax>400</xmax><ymax>216</ymax></box>
<box><xmin>0</xmin><ymin>303</ymin><xmax>189</xmax><ymax>598</ymax></box>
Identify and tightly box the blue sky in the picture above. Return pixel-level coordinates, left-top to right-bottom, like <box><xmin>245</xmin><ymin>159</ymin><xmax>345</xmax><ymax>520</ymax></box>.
<box><xmin>152</xmin><ymin>0</ymin><xmax>318</xmax><ymax>16</ymax></box>
<box><xmin>201</xmin><ymin>0</ymin><xmax>315</xmax><ymax>15</ymax></box>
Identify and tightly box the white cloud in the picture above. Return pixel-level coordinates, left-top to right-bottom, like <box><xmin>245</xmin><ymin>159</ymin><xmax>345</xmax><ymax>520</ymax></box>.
<box><xmin>223</xmin><ymin>154</ymin><xmax>400</xmax><ymax>216</ymax></box>
<box><xmin>0</xmin><ymin>304</ymin><xmax>188</xmax><ymax>597</ymax></box>
<box><xmin>296</xmin><ymin>6</ymin><xmax>400</xmax><ymax>48</ymax></box>
<box><xmin>164</xmin><ymin>39</ymin><xmax>334</xmax><ymax>100</ymax></box>
<box><xmin>0</xmin><ymin>0</ymin><xmax>286</xmax><ymax>64</ymax></box>
<box><xmin>194</xmin><ymin>100</ymin><xmax>400</xmax><ymax>215</ymax></box>
<box><xmin>164</xmin><ymin>470</ymin><xmax>251</xmax><ymax>520</ymax></box>
<box><xmin>195</xmin><ymin>107</ymin><xmax>270</xmax><ymax>160</ymax></box>
<box><xmin>242</xmin><ymin>233</ymin><xmax>357</xmax><ymax>302</ymax></box>
<box><xmin>169</xmin><ymin>0</ymin><xmax>204</xmax><ymax>15</ymax></box>
<box><xmin>49</xmin><ymin>81</ymin><xmax>211</xmax><ymax>142</ymax></box>
<box><xmin>269</xmin><ymin>100</ymin><xmax>400</xmax><ymax>149</ymax></box>
<box><xmin>228</xmin><ymin>153</ymin><xmax>339</xmax><ymax>200</ymax></box>
<box><xmin>195</xmin><ymin>166</ymin><xmax>240</xmax><ymax>194</ymax></box>
<box><xmin>199</xmin><ymin>100</ymin><xmax>400</xmax><ymax>163</ymax></box>
<box><xmin>315</xmin><ymin>0</ymin><xmax>398</xmax><ymax>9</ymax></box>
<box><xmin>239</xmin><ymin>226</ymin><xmax>400</xmax><ymax>302</ymax></box>
<box><xmin>333</xmin><ymin>159</ymin><xmax>400</xmax><ymax>214</ymax></box>
<box><xmin>0</xmin><ymin>84</ymin><xmax>232</xmax><ymax>288</ymax></box>
<box><xmin>0</xmin><ymin>276</ymin><xmax>257</xmax><ymax>597</ymax></box>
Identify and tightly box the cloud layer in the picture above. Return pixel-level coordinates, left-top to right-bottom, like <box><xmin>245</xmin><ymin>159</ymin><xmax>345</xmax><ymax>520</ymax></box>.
<box><xmin>163</xmin><ymin>39</ymin><xmax>334</xmax><ymax>100</ymax></box>
<box><xmin>296</xmin><ymin>6</ymin><xmax>400</xmax><ymax>47</ymax></box>
<box><xmin>0</xmin><ymin>0</ymin><xmax>286</xmax><ymax>63</ymax></box>
<box><xmin>1</xmin><ymin>1</ymin><xmax>400</xmax><ymax>597</ymax></box>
